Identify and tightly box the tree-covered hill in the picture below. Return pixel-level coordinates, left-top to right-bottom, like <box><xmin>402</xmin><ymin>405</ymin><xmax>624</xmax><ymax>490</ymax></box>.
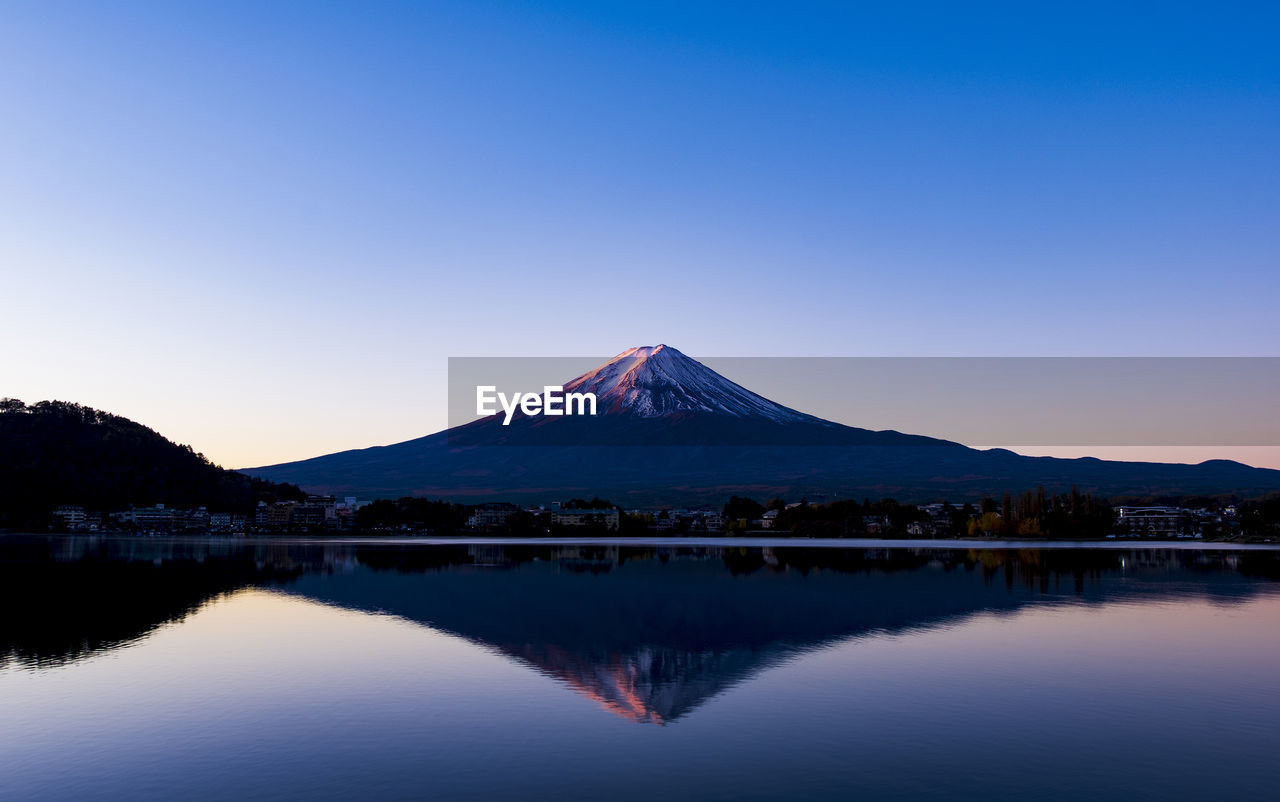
<box><xmin>0</xmin><ymin>399</ymin><xmax>304</xmax><ymax>529</ymax></box>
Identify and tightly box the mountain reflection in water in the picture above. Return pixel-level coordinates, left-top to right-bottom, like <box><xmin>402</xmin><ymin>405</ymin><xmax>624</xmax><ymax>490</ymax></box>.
<box><xmin>3</xmin><ymin>536</ymin><xmax>1279</xmax><ymax>724</ymax></box>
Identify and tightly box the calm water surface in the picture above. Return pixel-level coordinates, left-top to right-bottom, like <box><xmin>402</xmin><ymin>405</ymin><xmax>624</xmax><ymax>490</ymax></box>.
<box><xmin>3</xmin><ymin>536</ymin><xmax>1280</xmax><ymax>800</ymax></box>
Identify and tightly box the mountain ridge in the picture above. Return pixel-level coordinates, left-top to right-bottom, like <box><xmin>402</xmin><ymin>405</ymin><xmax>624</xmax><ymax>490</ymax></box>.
<box><xmin>561</xmin><ymin>344</ymin><xmax>823</xmax><ymax>423</ymax></box>
<box><xmin>449</xmin><ymin>345</ymin><xmax>949</xmax><ymax>447</ymax></box>
<box><xmin>242</xmin><ymin>346</ymin><xmax>1280</xmax><ymax>504</ymax></box>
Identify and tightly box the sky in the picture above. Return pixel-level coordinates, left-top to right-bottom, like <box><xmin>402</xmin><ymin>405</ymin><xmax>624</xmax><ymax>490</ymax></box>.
<box><xmin>2</xmin><ymin>1</ymin><xmax>1277</xmax><ymax>468</ymax></box>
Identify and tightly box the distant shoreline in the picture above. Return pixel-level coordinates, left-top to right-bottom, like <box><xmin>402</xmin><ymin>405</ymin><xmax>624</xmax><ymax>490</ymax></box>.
<box><xmin>4</xmin><ymin>532</ymin><xmax>1279</xmax><ymax>551</ymax></box>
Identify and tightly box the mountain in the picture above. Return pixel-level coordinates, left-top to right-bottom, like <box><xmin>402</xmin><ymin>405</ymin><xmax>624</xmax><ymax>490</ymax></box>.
<box><xmin>566</xmin><ymin>344</ymin><xmax>818</xmax><ymax>421</ymax></box>
<box><xmin>242</xmin><ymin>345</ymin><xmax>1280</xmax><ymax>505</ymax></box>
<box><xmin>452</xmin><ymin>344</ymin><xmax>944</xmax><ymax>448</ymax></box>
<box><xmin>0</xmin><ymin>399</ymin><xmax>305</xmax><ymax>529</ymax></box>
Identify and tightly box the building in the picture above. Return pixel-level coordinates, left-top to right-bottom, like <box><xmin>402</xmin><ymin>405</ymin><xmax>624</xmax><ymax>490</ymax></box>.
<box><xmin>114</xmin><ymin>504</ymin><xmax>176</xmax><ymax>530</ymax></box>
<box><xmin>291</xmin><ymin>505</ymin><xmax>326</xmax><ymax>529</ymax></box>
<box><xmin>335</xmin><ymin>497</ymin><xmax>363</xmax><ymax>527</ymax></box>
<box><xmin>209</xmin><ymin>512</ymin><xmax>234</xmax><ymax>530</ymax></box>
<box><xmin>306</xmin><ymin>495</ymin><xmax>337</xmax><ymax>521</ymax></box>
<box><xmin>552</xmin><ymin>507</ymin><xmax>620</xmax><ymax>531</ymax></box>
<box><xmin>172</xmin><ymin>506</ymin><xmax>210</xmax><ymax>532</ymax></box>
<box><xmin>1116</xmin><ymin>506</ymin><xmax>1191</xmax><ymax>537</ymax></box>
<box><xmin>467</xmin><ymin>502</ymin><xmax>520</xmax><ymax>529</ymax></box>
<box><xmin>266</xmin><ymin>501</ymin><xmax>298</xmax><ymax>529</ymax></box>
<box><xmin>51</xmin><ymin>505</ymin><xmax>86</xmax><ymax>530</ymax></box>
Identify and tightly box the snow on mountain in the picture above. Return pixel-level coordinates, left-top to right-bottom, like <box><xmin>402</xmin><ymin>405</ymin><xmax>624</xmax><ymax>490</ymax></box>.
<box><xmin>242</xmin><ymin>342</ymin><xmax>1280</xmax><ymax>504</ymax></box>
<box><xmin>561</xmin><ymin>344</ymin><xmax>828</xmax><ymax>425</ymax></box>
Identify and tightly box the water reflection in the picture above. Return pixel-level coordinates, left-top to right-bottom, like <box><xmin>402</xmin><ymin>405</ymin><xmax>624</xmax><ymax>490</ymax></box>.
<box><xmin>0</xmin><ymin>537</ymin><xmax>302</xmax><ymax>669</ymax></box>
<box><xmin>4</xmin><ymin>536</ymin><xmax>1279</xmax><ymax>724</ymax></box>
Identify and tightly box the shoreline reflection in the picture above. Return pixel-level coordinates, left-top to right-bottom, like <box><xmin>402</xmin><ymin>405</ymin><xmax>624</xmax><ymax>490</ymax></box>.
<box><xmin>5</xmin><ymin>536</ymin><xmax>1279</xmax><ymax>724</ymax></box>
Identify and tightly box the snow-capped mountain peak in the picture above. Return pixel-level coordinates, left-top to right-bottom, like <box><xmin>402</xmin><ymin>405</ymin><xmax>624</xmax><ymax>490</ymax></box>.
<box><xmin>561</xmin><ymin>345</ymin><xmax>823</xmax><ymax>424</ymax></box>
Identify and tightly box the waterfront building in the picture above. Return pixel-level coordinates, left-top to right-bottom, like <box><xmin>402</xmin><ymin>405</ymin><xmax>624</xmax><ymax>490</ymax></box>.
<box><xmin>552</xmin><ymin>507</ymin><xmax>620</xmax><ymax>531</ymax></box>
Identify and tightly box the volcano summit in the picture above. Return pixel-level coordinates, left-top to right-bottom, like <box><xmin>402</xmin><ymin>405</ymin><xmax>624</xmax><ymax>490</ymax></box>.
<box><xmin>446</xmin><ymin>345</ymin><xmax>945</xmax><ymax>449</ymax></box>
<box><xmin>243</xmin><ymin>345</ymin><xmax>1280</xmax><ymax>505</ymax></box>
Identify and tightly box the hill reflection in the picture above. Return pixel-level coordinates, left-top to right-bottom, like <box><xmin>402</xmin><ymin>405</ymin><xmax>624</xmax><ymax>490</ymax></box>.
<box><xmin>3</xmin><ymin>537</ymin><xmax>1279</xmax><ymax>723</ymax></box>
<box><xmin>0</xmin><ymin>537</ymin><xmax>304</xmax><ymax>668</ymax></box>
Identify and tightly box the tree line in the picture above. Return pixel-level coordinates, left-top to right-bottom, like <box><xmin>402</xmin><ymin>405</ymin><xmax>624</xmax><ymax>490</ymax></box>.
<box><xmin>723</xmin><ymin>487</ymin><xmax>1113</xmax><ymax>539</ymax></box>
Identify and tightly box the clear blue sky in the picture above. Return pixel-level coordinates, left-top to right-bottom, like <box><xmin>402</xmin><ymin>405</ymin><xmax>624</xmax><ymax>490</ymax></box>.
<box><xmin>2</xmin><ymin>1</ymin><xmax>1277</xmax><ymax>467</ymax></box>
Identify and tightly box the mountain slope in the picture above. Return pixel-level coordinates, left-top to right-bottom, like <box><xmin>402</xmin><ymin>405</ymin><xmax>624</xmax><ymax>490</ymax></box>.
<box><xmin>452</xmin><ymin>344</ymin><xmax>948</xmax><ymax>448</ymax></box>
<box><xmin>0</xmin><ymin>399</ymin><xmax>304</xmax><ymax>528</ymax></box>
<box><xmin>243</xmin><ymin>346</ymin><xmax>1280</xmax><ymax>504</ymax></box>
<box><xmin>563</xmin><ymin>344</ymin><xmax>818</xmax><ymax>421</ymax></box>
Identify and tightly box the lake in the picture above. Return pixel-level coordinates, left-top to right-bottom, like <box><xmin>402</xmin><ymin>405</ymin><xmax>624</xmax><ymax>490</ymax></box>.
<box><xmin>3</xmin><ymin>535</ymin><xmax>1279</xmax><ymax>800</ymax></box>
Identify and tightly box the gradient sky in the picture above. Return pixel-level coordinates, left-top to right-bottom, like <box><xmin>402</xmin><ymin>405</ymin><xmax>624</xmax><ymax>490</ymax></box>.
<box><xmin>2</xmin><ymin>1</ymin><xmax>1277</xmax><ymax>468</ymax></box>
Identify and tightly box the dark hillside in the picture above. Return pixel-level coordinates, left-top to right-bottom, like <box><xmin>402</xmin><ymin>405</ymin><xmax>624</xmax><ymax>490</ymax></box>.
<box><xmin>0</xmin><ymin>399</ymin><xmax>304</xmax><ymax>529</ymax></box>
